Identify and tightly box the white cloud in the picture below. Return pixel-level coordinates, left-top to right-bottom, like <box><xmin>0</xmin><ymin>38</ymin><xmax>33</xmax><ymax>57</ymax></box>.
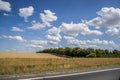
<box><xmin>47</xmin><ymin>35</ymin><xmax>61</xmax><ymax>42</ymax></box>
<box><xmin>0</xmin><ymin>0</ymin><xmax>11</xmax><ymax>12</ymax></box>
<box><xmin>27</xmin><ymin>22</ymin><xmax>45</xmax><ymax>30</ymax></box>
<box><xmin>3</xmin><ymin>13</ymin><xmax>10</xmax><ymax>16</ymax></box>
<box><xmin>26</xmin><ymin>40</ymin><xmax>48</xmax><ymax>50</ymax></box>
<box><xmin>46</xmin><ymin>27</ymin><xmax>62</xmax><ymax>45</ymax></box>
<box><xmin>27</xmin><ymin>10</ymin><xmax>57</xmax><ymax>30</ymax></box>
<box><xmin>2</xmin><ymin>35</ymin><xmax>26</xmax><ymax>42</ymax></box>
<box><xmin>47</xmin><ymin>27</ymin><xmax>61</xmax><ymax>38</ymax></box>
<box><xmin>11</xmin><ymin>27</ymin><xmax>24</xmax><ymax>32</ymax></box>
<box><xmin>30</xmin><ymin>40</ymin><xmax>48</xmax><ymax>45</ymax></box>
<box><xmin>106</xmin><ymin>28</ymin><xmax>120</xmax><ymax>38</ymax></box>
<box><xmin>18</xmin><ymin>6</ymin><xmax>34</xmax><ymax>22</ymax></box>
<box><xmin>47</xmin><ymin>27</ymin><xmax>61</xmax><ymax>35</ymax></box>
<box><xmin>27</xmin><ymin>39</ymin><xmax>63</xmax><ymax>50</ymax></box>
<box><xmin>64</xmin><ymin>36</ymin><xmax>75</xmax><ymax>40</ymax></box>
<box><xmin>64</xmin><ymin>36</ymin><xmax>87</xmax><ymax>46</ymax></box>
<box><xmin>40</xmin><ymin>10</ymin><xmax>57</xmax><ymax>27</ymax></box>
<box><xmin>60</xmin><ymin>22</ymin><xmax>103</xmax><ymax>36</ymax></box>
<box><xmin>87</xmin><ymin>7</ymin><xmax>120</xmax><ymax>28</ymax></box>
<box><xmin>46</xmin><ymin>35</ymin><xmax>61</xmax><ymax>45</ymax></box>
<box><xmin>28</xmin><ymin>44</ymin><xmax>43</xmax><ymax>48</ymax></box>
<box><xmin>64</xmin><ymin>36</ymin><xmax>118</xmax><ymax>49</ymax></box>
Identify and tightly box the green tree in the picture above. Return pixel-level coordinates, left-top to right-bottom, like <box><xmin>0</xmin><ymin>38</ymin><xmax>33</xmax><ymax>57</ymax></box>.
<box><xmin>86</xmin><ymin>53</ymin><xmax>96</xmax><ymax>58</ymax></box>
<box><xmin>95</xmin><ymin>49</ymin><xmax>106</xmax><ymax>57</ymax></box>
<box><xmin>57</xmin><ymin>48</ymin><xmax>65</xmax><ymax>55</ymax></box>
<box><xmin>64</xmin><ymin>47</ymin><xmax>72</xmax><ymax>56</ymax></box>
<box><xmin>113</xmin><ymin>50</ymin><xmax>120</xmax><ymax>57</ymax></box>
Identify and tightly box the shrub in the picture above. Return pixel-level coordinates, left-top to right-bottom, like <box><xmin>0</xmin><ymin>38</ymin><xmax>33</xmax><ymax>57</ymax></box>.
<box><xmin>86</xmin><ymin>53</ymin><xmax>96</xmax><ymax>58</ymax></box>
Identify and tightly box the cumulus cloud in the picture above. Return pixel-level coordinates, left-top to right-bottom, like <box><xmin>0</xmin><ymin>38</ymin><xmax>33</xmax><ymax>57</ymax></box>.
<box><xmin>26</xmin><ymin>39</ymin><xmax>61</xmax><ymax>51</ymax></box>
<box><xmin>87</xmin><ymin>7</ymin><xmax>120</xmax><ymax>28</ymax></box>
<box><xmin>46</xmin><ymin>35</ymin><xmax>61</xmax><ymax>45</ymax></box>
<box><xmin>64</xmin><ymin>36</ymin><xmax>87</xmax><ymax>46</ymax></box>
<box><xmin>2</xmin><ymin>35</ymin><xmax>26</xmax><ymax>42</ymax></box>
<box><xmin>47</xmin><ymin>35</ymin><xmax>61</xmax><ymax>42</ymax></box>
<box><xmin>60</xmin><ymin>22</ymin><xmax>103</xmax><ymax>36</ymax></box>
<box><xmin>85</xmin><ymin>7</ymin><xmax>120</xmax><ymax>38</ymax></box>
<box><xmin>3</xmin><ymin>13</ymin><xmax>10</xmax><ymax>16</ymax></box>
<box><xmin>0</xmin><ymin>0</ymin><xmax>11</xmax><ymax>12</ymax></box>
<box><xmin>30</xmin><ymin>40</ymin><xmax>48</xmax><ymax>45</ymax></box>
<box><xmin>40</xmin><ymin>10</ymin><xmax>57</xmax><ymax>27</ymax></box>
<box><xmin>106</xmin><ymin>28</ymin><xmax>120</xmax><ymax>38</ymax></box>
<box><xmin>47</xmin><ymin>27</ymin><xmax>61</xmax><ymax>38</ymax></box>
<box><xmin>27</xmin><ymin>40</ymin><xmax>47</xmax><ymax>49</ymax></box>
<box><xmin>11</xmin><ymin>27</ymin><xmax>24</xmax><ymax>32</ymax></box>
<box><xmin>18</xmin><ymin>6</ymin><xmax>34</xmax><ymax>22</ymax></box>
<box><xmin>27</xmin><ymin>10</ymin><xmax>57</xmax><ymax>30</ymax></box>
<box><xmin>28</xmin><ymin>44</ymin><xmax>43</xmax><ymax>48</ymax></box>
<box><xmin>47</xmin><ymin>27</ymin><xmax>61</xmax><ymax>35</ymax></box>
<box><xmin>27</xmin><ymin>21</ymin><xmax>45</xmax><ymax>30</ymax></box>
<box><xmin>46</xmin><ymin>27</ymin><xmax>62</xmax><ymax>45</ymax></box>
<box><xmin>64</xmin><ymin>36</ymin><xmax>118</xmax><ymax>49</ymax></box>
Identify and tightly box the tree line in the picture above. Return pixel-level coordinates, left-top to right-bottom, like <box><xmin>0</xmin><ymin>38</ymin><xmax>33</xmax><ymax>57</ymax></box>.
<box><xmin>37</xmin><ymin>47</ymin><xmax>120</xmax><ymax>58</ymax></box>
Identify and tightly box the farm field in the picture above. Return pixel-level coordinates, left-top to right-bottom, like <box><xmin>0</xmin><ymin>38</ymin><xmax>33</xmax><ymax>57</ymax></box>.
<box><xmin>0</xmin><ymin>52</ymin><xmax>61</xmax><ymax>58</ymax></box>
<box><xmin>0</xmin><ymin>52</ymin><xmax>120</xmax><ymax>75</ymax></box>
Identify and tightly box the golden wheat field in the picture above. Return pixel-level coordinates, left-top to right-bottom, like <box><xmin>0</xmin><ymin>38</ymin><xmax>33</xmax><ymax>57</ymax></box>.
<box><xmin>0</xmin><ymin>52</ymin><xmax>120</xmax><ymax>75</ymax></box>
<box><xmin>0</xmin><ymin>52</ymin><xmax>61</xmax><ymax>58</ymax></box>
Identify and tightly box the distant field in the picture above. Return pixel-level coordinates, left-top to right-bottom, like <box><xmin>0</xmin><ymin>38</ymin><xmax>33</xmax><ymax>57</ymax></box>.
<box><xmin>0</xmin><ymin>52</ymin><xmax>120</xmax><ymax>75</ymax></box>
<box><xmin>0</xmin><ymin>52</ymin><xmax>61</xmax><ymax>58</ymax></box>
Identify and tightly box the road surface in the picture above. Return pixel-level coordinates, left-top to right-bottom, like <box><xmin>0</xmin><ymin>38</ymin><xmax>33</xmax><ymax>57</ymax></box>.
<box><xmin>0</xmin><ymin>68</ymin><xmax>120</xmax><ymax>80</ymax></box>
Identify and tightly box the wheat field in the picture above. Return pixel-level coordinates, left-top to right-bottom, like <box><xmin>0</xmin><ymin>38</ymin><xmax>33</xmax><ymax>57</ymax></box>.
<box><xmin>0</xmin><ymin>52</ymin><xmax>61</xmax><ymax>58</ymax></box>
<box><xmin>0</xmin><ymin>52</ymin><xmax>120</xmax><ymax>75</ymax></box>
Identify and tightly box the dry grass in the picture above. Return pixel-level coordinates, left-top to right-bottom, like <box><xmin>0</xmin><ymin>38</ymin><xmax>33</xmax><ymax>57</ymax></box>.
<box><xmin>0</xmin><ymin>58</ymin><xmax>120</xmax><ymax>75</ymax></box>
<box><xmin>0</xmin><ymin>52</ymin><xmax>120</xmax><ymax>75</ymax></box>
<box><xmin>0</xmin><ymin>52</ymin><xmax>61</xmax><ymax>58</ymax></box>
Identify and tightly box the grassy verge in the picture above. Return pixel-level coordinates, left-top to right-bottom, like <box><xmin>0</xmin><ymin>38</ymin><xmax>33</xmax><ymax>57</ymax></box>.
<box><xmin>0</xmin><ymin>58</ymin><xmax>120</xmax><ymax>75</ymax></box>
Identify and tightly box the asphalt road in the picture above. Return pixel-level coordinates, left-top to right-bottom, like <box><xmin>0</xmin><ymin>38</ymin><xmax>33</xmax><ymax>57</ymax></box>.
<box><xmin>0</xmin><ymin>68</ymin><xmax>120</xmax><ymax>80</ymax></box>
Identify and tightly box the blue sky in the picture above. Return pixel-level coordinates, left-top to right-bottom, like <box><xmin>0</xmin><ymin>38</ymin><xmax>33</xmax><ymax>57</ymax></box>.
<box><xmin>0</xmin><ymin>0</ymin><xmax>120</xmax><ymax>52</ymax></box>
